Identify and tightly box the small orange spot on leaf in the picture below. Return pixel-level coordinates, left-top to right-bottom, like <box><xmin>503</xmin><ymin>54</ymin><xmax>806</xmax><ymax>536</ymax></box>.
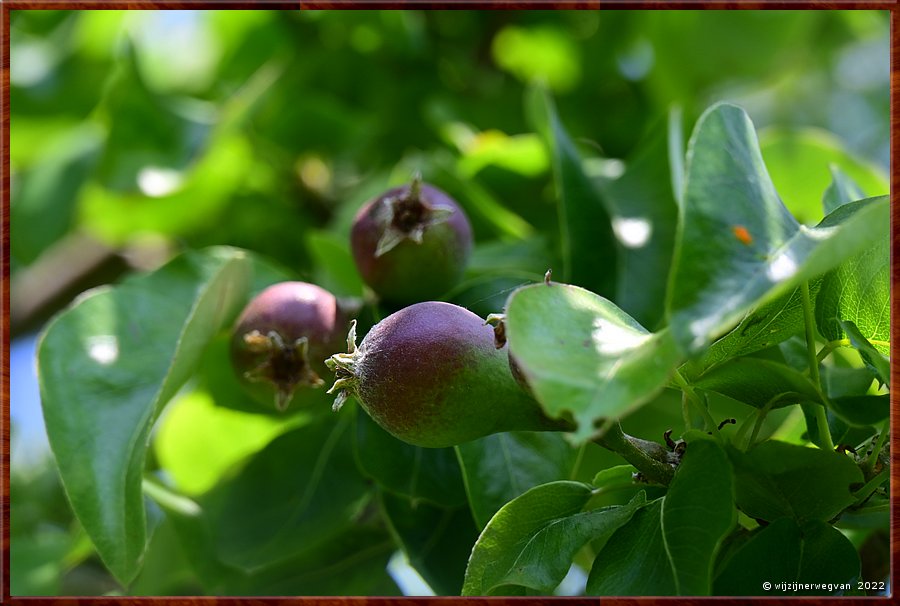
<box><xmin>732</xmin><ymin>225</ymin><xmax>753</xmax><ymax>245</ymax></box>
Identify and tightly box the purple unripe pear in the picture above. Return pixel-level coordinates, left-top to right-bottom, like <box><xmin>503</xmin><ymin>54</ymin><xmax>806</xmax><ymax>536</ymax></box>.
<box><xmin>350</xmin><ymin>178</ymin><xmax>473</xmax><ymax>303</ymax></box>
<box><xmin>231</xmin><ymin>281</ymin><xmax>350</xmax><ymax>412</ymax></box>
<box><xmin>326</xmin><ymin>301</ymin><xmax>569</xmax><ymax>448</ymax></box>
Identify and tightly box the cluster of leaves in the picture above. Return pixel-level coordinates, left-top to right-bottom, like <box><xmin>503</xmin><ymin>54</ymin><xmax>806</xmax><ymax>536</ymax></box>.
<box><xmin>15</xmin><ymin>10</ymin><xmax>888</xmax><ymax>598</ymax></box>
<box><xmin>35</xmin><ymin>95</ymin><xmax>888</xmax><ymax>596</ymax></box>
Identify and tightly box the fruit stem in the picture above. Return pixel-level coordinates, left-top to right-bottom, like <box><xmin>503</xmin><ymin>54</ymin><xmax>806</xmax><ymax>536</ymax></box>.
<box><xmin>592</xmin><ymin>423</ymin><xmax>675</xmax><ymax>485</ymax></box>
<box><xmin>863</xmin><ymin>419</ymin><xmax>890</xmax><ymax>477</ymax></box>
<box><xmin>800</xmin><ymin>280</ymin><xmax>834</xmax><ymax>451</ymax></box>
<box><xmin>852</xmin><ymin>466</ymin><xmax>888</xmax><ymax>506</ymax></box>
<box><xmin>672</xmin><ymin>369</ymin><xmax>721</xmax><ymax>441</ymax></box>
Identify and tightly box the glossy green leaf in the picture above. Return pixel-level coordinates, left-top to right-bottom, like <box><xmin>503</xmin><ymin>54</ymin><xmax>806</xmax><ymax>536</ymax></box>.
<box><xmin>380</xmin><ymin>491</ymin><xmax>479</xmax><ymax>596</ymax></box>
<box><xmin>596</xmin><ymin>118</ymin><xmax>679</xmax><ymax>329</ymax></box>
<box><xmin>462</xmin><ymin>481</ymin><xmax>595</xmax><ymax>596</ymax></box>
<box><xmin>759</xmin><ymin>127</ymin><xmax>887</xmax><ymax>224</ymax></box>
<box><xmin>533</xmin><ymin>89</ymin><xmax>617</xmax><ymax>296</ymax></box>
<box><xmin>667</xmin><ymin>102</ymin><xmax>889</xmax><ymax>354</ymax></box>
<box><xmin>727</xmin><ymin>441</ymin><xmax>863</xmax><ymax>523</ymax></box>
<box><xmin>496</xmin><ymin>492</ymin><xmax>646</xmax><ymax>594</ymax></box>
<box><xmin>694</xmin><ymin>358</ymin><xmax>821</xmax><ymax>409</ymax></box>
<box><xmin>684</xmin><ymin>282</ymin><xmax>820</xmax><ymax>379</ymax></box>
<box><xmin>38</xmin><ymin>246</ymin><xmax>251</xmax><ymax>583</ymax></box>
<box><xmin>505</xmin><ymin>282</ymin><xmax>681</xmax><ymax>441</ymax></box>
<box><xmin>355</xmin><ymin>411</ymin><xmax>467</xmax><ymax>508</ymax></box>
<box><xmin>662</xmin><ymin>437</ymin><xmax>735</xmax><ymax>595</ymax></box>
<box><xmin>456</xmin><ymin>431</ymin><xmax>578</xmax><ymax>529</ymax></box>
<box><xmin>714</xmin><ymin>517</ymin><xmax>859</xmax><ymax>595</ymax></box>
<box><xmin>815</xmin><ymin>207</ymin><xmax>888</xmax><ymax>357</ymax></box>
<box><xmin>586</xmin><ymin>498</ymin><xmax>676</xmax><ymax>596</ymax></box>
<box><xmin>841</xmin><ymin>320</ymin><xmax>889</xmax><ymax>387</ymax></box>
<box><xmin>822</xmin><ymin>165</ymin><xmax>866</xmax><ymax>215</ymax></box>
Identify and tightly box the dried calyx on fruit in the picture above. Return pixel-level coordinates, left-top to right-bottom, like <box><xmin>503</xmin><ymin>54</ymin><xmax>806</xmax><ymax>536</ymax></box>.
<box><xmin>350</xmin><ymin>176</ymin><xmax>473</xmax><ymax>303</ymax></box>
<box><xmin>326</xmin><ymin>301</ymin><xmax>571</xmax><ymax>448</ymax></box>
<box><xmin>231</xmin><ymin>281</ymin><xmax>351</xmax><ymax>411</ymax></box>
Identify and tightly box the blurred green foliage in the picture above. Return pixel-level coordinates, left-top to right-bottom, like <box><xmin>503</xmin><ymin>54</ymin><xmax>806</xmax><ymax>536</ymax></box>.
<box><xmin>11</xmin><ymin>9</ymin><xmax>888</xmax><ymax>596</ymax></box>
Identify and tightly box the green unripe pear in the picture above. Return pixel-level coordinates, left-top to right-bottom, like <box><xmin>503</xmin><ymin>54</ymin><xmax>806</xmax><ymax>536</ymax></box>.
<box><xmin>326</xmin><ymin>301</ymin><xmax>570</xmax><ymax>448</ymax></box>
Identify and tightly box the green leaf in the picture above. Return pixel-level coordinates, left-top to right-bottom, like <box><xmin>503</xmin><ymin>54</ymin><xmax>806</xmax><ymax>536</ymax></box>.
<box><xmin>505</xmin><ymin>282</ymin><xmax>681</xmax><ymax>441</ymax></box>
<box><xmin>148</xmin><ymin>479</ymin><xmax>397</xmax><ymax>596</ymax></box>
<box><xmin>153</xmin><ymin>390</ymin><xmax>307</xmax><ymax>496</ymax></box>
<box><xmin>38</xmin><ymin>246</ymin><xmax>251</xmax><ymax>583</ymax></box>
<box><xmin>822</xmin><ymin>165</ymin><xmax>866</xmax><ymax>215</ymax></box>
<box><xmin>355</xmin><ymin>411</ymin><xmax>467</xmax><ymax>508</ymax></box>
<box><xmin>714</xmin><ymin>517</ymin><xmax>859</xmax><ymax>595</ymax></box>
<box><xmin>591</xmin><ymin>465</ymin><xmax>637</xmax><ymax>490</ymax></box>
<box><xmin>457</xmin><ymin>131</ymin><xmax>548</xmax><ymax>178</ymax></box>
<box><xmin>496</xmin><ymin>492</ymin><xmax>646</xmax><ymax>594</ymax></box>
<box><xmin>815</xmin><ymin>210</ymin><xmax>888</xmax><ymax>357</ymax></box>
<box><xmin>11</xmin><ymin>528</ymin><xmax>72</xmax><ymax>595</ymax></box>
<box><xmin>586</xmin><ymin>498</ymin><xmax>676</xmax><ymax>596</ymax></box>
<box><xmin>693</xmin><ymin>358</ymin><xmax>822</xmax><ymax>409</ymax></box>
<box><xmin>533</xmin><ymin>89</ymin><xmax>617</xmax><ymax>296</ymax></box>
<box><xmin>94</xmin><ymin>41</ymin><xmax>213</xmax><ymax>192</ymax></box>
<box><xmin>193</xmin><ymin>414</ymin><xmax>371</xmax><ymax>573</ymax></box>
<box><xmin>822</xmin><ymin>365</ymin><xmax>875</xmax><ymax>399</ymax></box>
<box><xmin>428</xmin><ymin>152</ymin><xmax>535</xmax><ymax>241</ymax></box>
<box><xmin>727</xmin><ymin>441</ymin><xmax>864</xmax><ymax>523</ymax></box>
<box><xmin>456</xmin><ymin>431</ymin><xmax>578</xmax><ymax>529</ymax></box>
<box><xmin>380</xmin><ymin>491</ymin><xmax>480</xmax><ymax>596</ymax></box>
<box><xmin>596</xmin><ymin>118</ymin><xmax>679</xmax><ymax>329</ymax></box>
<box><xmin>834</xmin><ymin>495</ymin><xmax>889</xmax><ymax>530</ymax></box>
<box><xmin>11</xmin><ymin>123</ymin><xmax>103</xmax><ymax>265</ymax></box>
<box><xmin>828</xmin><ymin>395</ymin><xmax>888</xmax><ymax>427</ymax></box>
<box><xmin>759</xmin><ymin>127</ymin><xmax>887</xmax><ymax>224</ymax></box>
<box><xmin>80</xmin><ymin>134</ymin><xmax>253</xmax><ymax>245</ymax></box>
<box><xmin>794</xmin><ymin>520</ymin><xmax>861</xmax><ymax>593</ymax></box>
<box><xmin>684</xmin><ymin>282</ymin><xmax>820</xmax><ymax>378</ymax></box>
<box><xmin>662</xmin><ymin>437</ymin><xmax>735</xmax><ymax>595</ymax></box>
<box><xmin>841</xmin><ymin>320</ymin><xmax>889</xmax><ymax>386</ymax></box>
<box><xmin>305</xmin><ymin>230</ymin><xmax>364</xmax><ymax>298</ymax></box>
<box><xmin>463</xmin><ymin>481</ymin><xmax>602</xmax><ymax>596</ymax></box>
<box><xmin>666</xmin><ymin>102</ymin><xmax>889</xmax><ymax>354</ymax></box>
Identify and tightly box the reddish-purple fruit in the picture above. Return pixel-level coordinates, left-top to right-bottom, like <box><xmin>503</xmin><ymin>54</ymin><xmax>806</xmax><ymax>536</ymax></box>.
<box><xmin>326</xmin><ymin>301</ymin><xmax>569</xmax><ymax>448</ymax></box>
<box><xmin>350</xmin><ymin>178</ymin><xmax>473</xmax><ymax>303</ymax></box>
<box><xmin>231</xmin><ymin>282</ymin><xmax>350</xmax><ymax>411</ymax></box>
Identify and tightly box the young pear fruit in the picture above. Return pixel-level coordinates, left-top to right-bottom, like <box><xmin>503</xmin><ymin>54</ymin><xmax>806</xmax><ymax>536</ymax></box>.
<box><xmin>350</xmin><ymin>178</ymin><xmax>473</xmax><ymax>303</ymax></box>
<box><xmin>231</xmin><ymin>281</ymin><xmax>350</xmax><ymax>411</ymax></box>
<box><xmin>326</xmin><ymin>301</ymin><xmax>569</xmax><ymax>448</ymax></box>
